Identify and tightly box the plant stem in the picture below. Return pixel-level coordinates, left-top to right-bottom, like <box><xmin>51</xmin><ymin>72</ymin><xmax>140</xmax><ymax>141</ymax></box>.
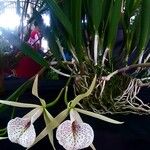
<box><xmin>104</xmin><ymin>63</ymin><xmax>150</xmax><ymax>80</ymax></box>
<box><xmin>64</xmin><ymin>86</ymin><xmax>68</xmax><ymax>105</ymax></box>
<box><xmin>49</xmin><ymin>66</ymin><xmax>70</xmax><ymax>77</ymax></box>
<box><xmin>94</xmin><ymin>32</ymin><xmax>99</xmax><ymax>66</ymax></box>
<box><xmin>102</xmin><ymin>48</ymin><xmax>109</xmax><ymax>67</ymax></box>
<box><xmin>46</xmin><ymin>73</ymin><xmax>73</xmax><ymax>108</ymax></box>
<box><xmin>46</xmin><ymin>88</ymin><xmax>65</xmax><ymax>108</ymax></box>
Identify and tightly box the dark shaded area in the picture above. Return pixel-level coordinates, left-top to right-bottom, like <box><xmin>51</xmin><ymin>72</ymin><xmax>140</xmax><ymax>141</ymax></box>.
<box><xmin>0</xmin><ymin>25</ymin><xmax>149</xmax><ymax>146</ymax></box>
<box><xmin>0</xmin><ymin>78</ymin><xmax>150</xmax><ymax>150</ymax></box>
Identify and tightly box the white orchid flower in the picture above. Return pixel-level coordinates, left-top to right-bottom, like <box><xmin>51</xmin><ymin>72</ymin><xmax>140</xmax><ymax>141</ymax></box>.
<box><xmin>7</xmin><ymin>107</ymin><xmax>43</xmax><ymax>148</ymax></box>
<box><xmin>7</xmin><ymin>107</ymin><xmax>43</xmax><ymax>147</ymax></box>
<box><xmin>7</xmin><ymin>117</ymin><xmax>36</xmax><ymax>148</ymax></box>
<box><xmin>0</xmin><ymin>75</ymin><xmax>44</xmax><ymax>148</ymax></box>
<box><xmin>0</xmin><ymin>99</ymin><xmax>42</xmax><ymax>148</ymax></box>
<box><xmin>56</xmin><ymin>109</ymin><xmax>94</xmax><ymax>150</ymax></box>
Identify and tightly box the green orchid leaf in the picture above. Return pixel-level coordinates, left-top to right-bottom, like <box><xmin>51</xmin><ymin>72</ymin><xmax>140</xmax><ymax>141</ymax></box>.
<box><xmin>0</xmin><ymin>77</ymin><xmax>33</xmax><ymax>112</ymax></box>
<box><xmin>0</xmin><ymin>128</ymin><xmax>6</xmax><ymax>133</ymax></box>
<box><xmin>107</xmin><ymin>0</ymin><xmax>122</xmax><ymax>54</ymax></box>
<box><xmin>71</xmin><ymin>0</ymin><xmax>84</xmax><ymax>62</ymax></box>
<box><xmin>76</xmin><ymin>108</ymin><xmax>123</xmax><ymax>124</ymax></box>
<box><xmin>0</xmin><ymin>130</ymin><xmax>7</xmax><ymax>137</ymax></box>
<box><xmin>71</xmin><ymin>75</ymin><xmax>97</xmax><ymax>107</ymax></box>
<box><xmin>90</xmin><ymin>0</ymin><xmax>103</xmax><ymax>31</ymax></box>
<box><xmin>136</xmin><ymin>0</ymin><xmax>150</xmax><ymax>61</ymax></box>
<box><xmin>0</xmin><ymin>100</ymin><xmax>40</xmax><ymax>108</ymax></box>
<box><xmin>44</xmin><ymin>0</ymin><xmax>73</xmax><ymax>38</ymax></box>
<box><xmin>6</xmin><ymin>78</ymin><xmax>33</xmax><ymax>102</ymax></box>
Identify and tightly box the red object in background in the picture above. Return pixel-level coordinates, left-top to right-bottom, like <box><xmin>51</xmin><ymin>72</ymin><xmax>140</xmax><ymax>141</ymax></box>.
<box><xmin>28</xmin><ymin>28</ymin><xmax>41</xmax><ymax>50</ymax></box>
<box><xmin>13</xmin><ymin>56</ymin><xmax>42</xmax><ymax>78</ymax></box>
<box><xmin>12</xmin><ymin>27</ymin><xmax>42</xmax><ymax>78</ymax></box>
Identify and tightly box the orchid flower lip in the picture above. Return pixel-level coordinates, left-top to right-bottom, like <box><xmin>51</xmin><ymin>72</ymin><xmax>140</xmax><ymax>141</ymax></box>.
<box><xmin>56</xmin><ymin>109</ymin><xmax>94</xmax><ymax>150</ymax></box>
<box><xmin>7</xmin><ymin>117</ymin><xmax>36</xmax><ymax>148</ymax></box>
<box><xmin>6</xmin><ymin>106</ymin><xmax>43</xmax><ymax>148</ymax></box>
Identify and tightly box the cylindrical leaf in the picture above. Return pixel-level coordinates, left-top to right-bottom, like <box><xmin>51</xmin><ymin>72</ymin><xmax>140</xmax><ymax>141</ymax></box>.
<box><xmin>107</xmin><ymin>0</ymin><xmax>122</xmax><ymax>52</ymax></box>
<box><xmin>137</xmin><ymin>0</ymin><xmax>150</xmax><ymax>57</ymax></box>
<box><xmin>91</xmin><ymin>0</ymin><xmax>103</xmax><ymax>31</ymax></box>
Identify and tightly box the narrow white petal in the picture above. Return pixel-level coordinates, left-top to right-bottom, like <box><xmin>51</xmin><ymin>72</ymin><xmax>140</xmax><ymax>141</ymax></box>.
<box><xmin>0</xmin><ymin>100</ymin><xmax>40</xmax><ymax>108</ymax></box>
<box><xmin>32</xmin><ymin>75</ymin><xmax>39</xmax><ymax>98</ymax></box>
<box><xmin>30</xmin><ymin>108</ymin><xmax>43</xmax><ymax>123</ymax></box>
<box><xmin>71</xmin><ymin>75</ymin><xmax>97</xmax><ymax>107</ymax></box>
<box><xmin>70</xmin><ymin>109</ymin><xmax>83</xmax><ymax>123</ymax></box>
<box><xmin>76</xmin><ymin>108</ymin><xmax>124</xmax><ymax>124</ymax></box>
<box><xmin>32</xmin><ymin>75</ymin><xmax>46</xmax><ymax>106</ymax></box>
<box><xmin>23</xmin><ymin>107</ymin><xmax>41</xmax><ymax>119</ymax></box>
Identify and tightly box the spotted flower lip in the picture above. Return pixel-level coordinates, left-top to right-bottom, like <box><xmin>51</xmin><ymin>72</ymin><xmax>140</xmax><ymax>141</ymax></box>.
<box><xmin>6</xmin><ymin>107</ymin><xmax>43</xmax><ymax>148</ymax></box>
<box><xmin>7</xmin><ymin>117</ymin><xmax>36</xmax><ymax>148</ymax></box>
<box><xmin>56</xmin><ymin>109</ymin><xmax>94</xmax><ymax>150</ymax></box>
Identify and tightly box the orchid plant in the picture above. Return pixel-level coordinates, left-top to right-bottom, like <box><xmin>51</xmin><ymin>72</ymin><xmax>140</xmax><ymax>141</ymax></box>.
<box><xmin>0</xmin><ymin>74</ymin><xmax>123</xmax><ymax>149</ymax></box>
<box><xmin>0</xmin><ymin>0</ymin><xmax>150</xmax><ymax>114</ymax></box>
<box><xmin>0</xmin><ymin>0</ymin><xmax>150</xmax><ymax>149</ymax></box>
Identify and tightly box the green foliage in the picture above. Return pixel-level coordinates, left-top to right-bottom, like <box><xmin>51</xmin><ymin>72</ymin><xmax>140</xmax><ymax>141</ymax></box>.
<box><xmin>107</xmin><ymin>0</ymin><xmax>122</xmax><ymax>53</ymax></box>
<box><xmin>0</xmin><ymin>0</ymin><xmax>150</xmax><ymax>115</ymax></box>
<box><xmin>137</xmin><ymin>0</ymin><xmax>150</xmax><ymax>57</ymax></box>
<box><xmin>45</xmin><ymin>69</ymin><xmax>59</xmax><ymax>80</ymax></box>
<box><xmin>0</xmin><ymin>3</ymin><xmax>150</xmax><ymax>148</ymax></box>
<box><xmin>41</xmin><ymin>0</ymin><xmax>150</xmax><ymax>69</ymax></box>
<box><xmin>1</xmin><ymin>0</ymin><xmax>149</xmax><ymax>71</ymax></box>
<box><xmin>44</xmin><ymin>0</ymin><xmax>73</xmax><ymax>38</ymax></box>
